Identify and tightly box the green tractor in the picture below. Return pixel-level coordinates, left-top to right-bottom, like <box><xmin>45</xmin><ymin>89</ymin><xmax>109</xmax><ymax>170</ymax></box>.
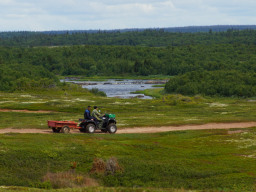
<box><xmin>79</xmin><ymin>114</ymin><xmax>117</xmax><ymax>134</ymax></box>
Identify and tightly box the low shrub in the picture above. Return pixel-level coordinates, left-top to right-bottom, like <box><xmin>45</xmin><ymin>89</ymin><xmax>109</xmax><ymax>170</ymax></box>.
<box><xmin>106</xmin><ymin>157</ymin><xmax>123</xmax><ymax>175</ymax></box>
<box><xmin>90</xmin><ymin>157</ymin><xmax>123</xmax><ymax>175</ymax></box>
<box><xmin>90</xmin><ymin>158</ymin><xmax>106</xmax><ymax>175</ymax></box>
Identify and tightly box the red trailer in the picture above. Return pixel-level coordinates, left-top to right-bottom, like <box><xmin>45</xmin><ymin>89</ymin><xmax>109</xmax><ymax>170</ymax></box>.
<box><xmin>48</xmin><ymin>120</ymin><xmax>80</xmax><ymax>133</ymax></box>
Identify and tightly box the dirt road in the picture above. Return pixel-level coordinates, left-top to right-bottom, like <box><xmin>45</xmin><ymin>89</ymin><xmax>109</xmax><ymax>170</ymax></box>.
<box><xmin>0</xmin><ymin>122</ymin><xmax>256</xmax><ymax>134</ymax></box>
<box><xmin>0</xmin><ymin>109</ymin><xmax>58</xmax><ymax>113</ymax></box>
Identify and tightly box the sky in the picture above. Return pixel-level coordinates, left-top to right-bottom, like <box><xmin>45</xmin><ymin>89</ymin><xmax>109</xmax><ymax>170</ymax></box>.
<box><xmin>0</xmin><ymin>0</ymin><xmax>255</xmax><ymax>31</ymax></box>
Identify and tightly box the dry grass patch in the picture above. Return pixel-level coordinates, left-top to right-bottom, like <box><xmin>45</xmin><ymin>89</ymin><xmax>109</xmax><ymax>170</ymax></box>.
<box><xmin>43</xmin><ymin>171</ymin><xmax>98</xmax><ymax>189</ymax></box>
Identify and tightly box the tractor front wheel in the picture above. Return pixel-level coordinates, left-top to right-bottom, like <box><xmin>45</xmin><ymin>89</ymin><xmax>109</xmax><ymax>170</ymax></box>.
<box><xmin>107</xmin><ymin>123</ymin><xmax>117</xmax><ymax>134</ymax></box>
<box><xmin>86</xmin><ymin>123</ymin><xmax>96</xmax><ymax>133</ymax></box>
<box><xmin>61</xmin><ymin>126</ymin><xmax>70</xmax><ymax>134</ymax></box>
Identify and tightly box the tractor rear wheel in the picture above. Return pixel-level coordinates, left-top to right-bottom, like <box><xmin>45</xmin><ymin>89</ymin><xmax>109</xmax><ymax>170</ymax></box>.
<box><xmin>107</xmin><ymin>123</ymin><xmax>117</xmax><ymax>134</ymax></box>
<box><xmin>86</xmin><ymin>123</ymin><xmax>96</xmax><ymax>133</ymax></box>
<box><xmin>61</xmin><ymin>126</ymin><xmax>70</xmax><ymax>134</ymax></box>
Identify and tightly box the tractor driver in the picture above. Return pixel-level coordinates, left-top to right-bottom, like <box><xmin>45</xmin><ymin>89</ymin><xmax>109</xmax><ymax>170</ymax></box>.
<box><xmin>92</xmin><ymin>106</ymin><xmax>103</xmax><ymax>129</ymax></box>
<box><xmin>84</xmin><ymin>106</ymin><xmax>94</xmax><ymax>121</ymax></box>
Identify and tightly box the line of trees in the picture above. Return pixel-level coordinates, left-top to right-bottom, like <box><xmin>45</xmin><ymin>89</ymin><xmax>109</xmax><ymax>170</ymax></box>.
<box><xmin>1</xmin><ymin>44</ymin><xmax>256</xmax><ymax>77</ymax></box>
<box><xmin>1</xmin><ymin>29</ymin><xmax>256</xmax><ymax>47</ymax></box>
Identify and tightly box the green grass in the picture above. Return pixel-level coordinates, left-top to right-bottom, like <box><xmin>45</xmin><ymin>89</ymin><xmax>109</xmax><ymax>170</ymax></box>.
<box><xmin>0</xmin><ymin>129</ymin><xmax>256</xmax><ymax>191</ymax></box>
<box><xmin>152</xmin><ymin>84</ymin><xmax>166</xmax><ymax>88</ymax></box>
<box><xmin>1</xmin><ymin>85</ymin><xmax>256</xmax><ymax>129</ymax></box>
<box><xmin>0</xmin><ymin>186</ymin><xmax>191</xmax><ymax>192</ymax></box>
<box><xmin>132</xmin><ymin>88</ymin><xmax>165</xmax><ymax>98</ymax></box>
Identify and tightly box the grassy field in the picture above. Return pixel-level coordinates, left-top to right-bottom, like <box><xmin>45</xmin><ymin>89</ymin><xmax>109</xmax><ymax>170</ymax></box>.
<box><xmin>1</xmin><ymin>85</ymin><xmax>256</xmax><ymax>191</ymax></box>
<box><xmin>0</xmin><ymin>186</ymin><xmax>191</xmax><ymax>192</ymax></box>
<box><xmin>132</xmin><ymin>88</ymin><xmax>165</xmax><ymax>99</ymax></box>
<box><xmin>0</xmin><ymin>128</ymin><xmax>256</xmax><ymax>191</ymax></box>
<box><xmin>1</xmin><ymin>84</ymin><xmax>256</xmax><ymax>129</ymax></box>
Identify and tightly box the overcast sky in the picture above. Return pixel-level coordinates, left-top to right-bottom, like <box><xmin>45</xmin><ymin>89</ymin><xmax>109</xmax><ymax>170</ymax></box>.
<box><xmin>0</xmin><ymin>0</ymin><xmax>255</xmax><ymax>31</ymax></box>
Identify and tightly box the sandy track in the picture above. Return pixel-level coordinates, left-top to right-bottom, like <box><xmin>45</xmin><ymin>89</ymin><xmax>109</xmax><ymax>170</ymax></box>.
<box><xmin>0</xmin><ymin>122</ymin><xmax>256</xmax><ymax>134</ymax></box>
<box><xmin>0</xmin><ymin>109</ymin><xmax>58</xmax><ymax>113</ymax></box>
<box><xmin>117</xmin><ymin>122</ymin><xmax>256</xmax><ymax>134</ymax></box>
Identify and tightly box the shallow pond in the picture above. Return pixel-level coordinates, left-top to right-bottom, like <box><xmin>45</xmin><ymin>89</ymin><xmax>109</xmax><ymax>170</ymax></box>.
<box><xmin>64</xmin><ymin>79</ymin><xmax>166</xmax><ymax>99</ymax></box>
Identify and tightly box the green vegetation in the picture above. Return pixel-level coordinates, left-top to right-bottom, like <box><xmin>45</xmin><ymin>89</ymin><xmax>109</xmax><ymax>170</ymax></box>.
<box><xmin>1</xmin><ymin>28</ymin><xmax>256</xmax><ymax>191</ymax></box>
<box><xmin>0</xmin><ymin>129</ymin><xmax>256</xmax><ymax>191</ymax></box>
<box><xmin>1</xmin><ymin>29</ymin><xmax>256</xmax><ymax>47</ymax></box>
<box><xmin>1</xmin><ymin>87</ymin><xmax>256</xmax><ymax>129</ymax></box>
<box><xmin>0</xmin><ymin>63</ymin><xmax>58</xmax><ymax>92</ymax></box>
<box><xmin>89</xmin><ymin>88</ymin><xmax>107</xmax><ymax>97</ymax></box>
<box><xmin>165</xmin><ymin>70</ymin><xmax>256</xmax><ymax>97</ymax></box>
<box><xmin>152</xmin><ymin>84</ymin><xmax>166</xmax><ymax>88</ymax></box>
<box><xmin>132</xmin><ymin>88</ymin><xmax>165</xmax><ymax>99</ymax></box>
<box><xmin>0</xmin><ymin>186</ymin><xmax>188</xmax><ymax>192</ymax></box>
<box><xmin>1</xmin><ymin>41</ymin><xmax>256</xmax><ymax>96</ymax></box>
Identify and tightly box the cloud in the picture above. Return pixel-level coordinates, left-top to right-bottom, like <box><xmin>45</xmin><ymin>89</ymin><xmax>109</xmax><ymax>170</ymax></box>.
<box><xmin>0</xmin><ymin>0</ymin><xmax>255</xmax><ymax>31</ymax></box>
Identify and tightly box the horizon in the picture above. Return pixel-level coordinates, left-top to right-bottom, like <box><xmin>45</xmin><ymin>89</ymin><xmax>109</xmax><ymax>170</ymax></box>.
<box><xmin>0</xmin><ymin>0</ymin><xmax>256</xmax><ymax>31</ymax></box>
<box><xmin>1</xmin><ymin>24</ymin><xmax>256</xmax><ymax>33</ymax></box>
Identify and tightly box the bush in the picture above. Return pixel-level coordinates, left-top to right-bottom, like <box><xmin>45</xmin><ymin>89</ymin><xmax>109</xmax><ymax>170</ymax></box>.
<box><xmin>90</xmin><ymin>157</ymin><xmax>123</xmax><ymax>175</ymax></box>
<box><xmin>29</xmin><ymin>181</ymin><xmax>52</xmax><ymax>189</ymax></box>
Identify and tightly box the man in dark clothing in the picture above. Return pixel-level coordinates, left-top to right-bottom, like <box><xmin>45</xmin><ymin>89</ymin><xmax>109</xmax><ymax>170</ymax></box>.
<box><xmin>84</xmin><ymin>106</ymin><xmax>94</xmax><ymax>120</ymax></box>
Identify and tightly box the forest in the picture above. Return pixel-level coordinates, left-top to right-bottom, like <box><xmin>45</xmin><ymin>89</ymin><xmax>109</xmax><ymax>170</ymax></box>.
<box><xmin>1</xmin><ymin>29</ymin><xmax>256</xmax><ymax>97</ymax></box>
<box><xmin>165</xmin><ymin>70</ymin><xmax>256</xmax><ymax>97</ymax></box>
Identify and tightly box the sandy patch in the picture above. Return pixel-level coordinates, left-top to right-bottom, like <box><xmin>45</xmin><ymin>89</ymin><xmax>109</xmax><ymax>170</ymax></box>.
<box><xmin>75</xmin><ymin>98</ymin><xmax>89</xmax><ymax>102</ymax></box>
<box><xmin>209</xmin><ymin>103</ymin><xmax>228</xmax><ymax>107</ymax></box>
<box><xmin>21</xmin><ymin>102</ymin><xmax>46</xmax><ymax>104</ymax></box>
<box><xmin>117</xmin><ymin>122</ymin><xmax>256</xmax><ymax>134</ymax></box>
<box><xmin>20</xmin><ymin>95</ymin><xmax>33</xmax><ymax>98</ymax></box>
<box><xmin>0</xmin><ymin>101</ymin><xmax>14</xmax><ymax>104</ymax></box>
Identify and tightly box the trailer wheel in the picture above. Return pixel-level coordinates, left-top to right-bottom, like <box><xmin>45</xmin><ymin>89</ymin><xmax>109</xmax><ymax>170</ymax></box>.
<box><xmin>61</xmin><ymin>126</ymin><xmax>70</xmax><ymax>134</ymax></box>
<box><xmin>86</xmin><ymin>123</ymin><xmax>95</xmax><ymax>133</ymax></box>
<box><xmin>52</xmin><ymin>128</ymin><xmax>60</xmax><ymax>133</ymax></box>
<box><xmin>107</xmin><ymin>123</ymin><xmax>117</xmax><ymax>134</ymax></box>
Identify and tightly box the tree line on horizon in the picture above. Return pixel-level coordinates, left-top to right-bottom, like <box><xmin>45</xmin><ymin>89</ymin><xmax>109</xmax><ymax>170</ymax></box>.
<box><xmin>1</xmin><ymin>29</ymin><xmax>256</xmax><ymax>47</ymax></box>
